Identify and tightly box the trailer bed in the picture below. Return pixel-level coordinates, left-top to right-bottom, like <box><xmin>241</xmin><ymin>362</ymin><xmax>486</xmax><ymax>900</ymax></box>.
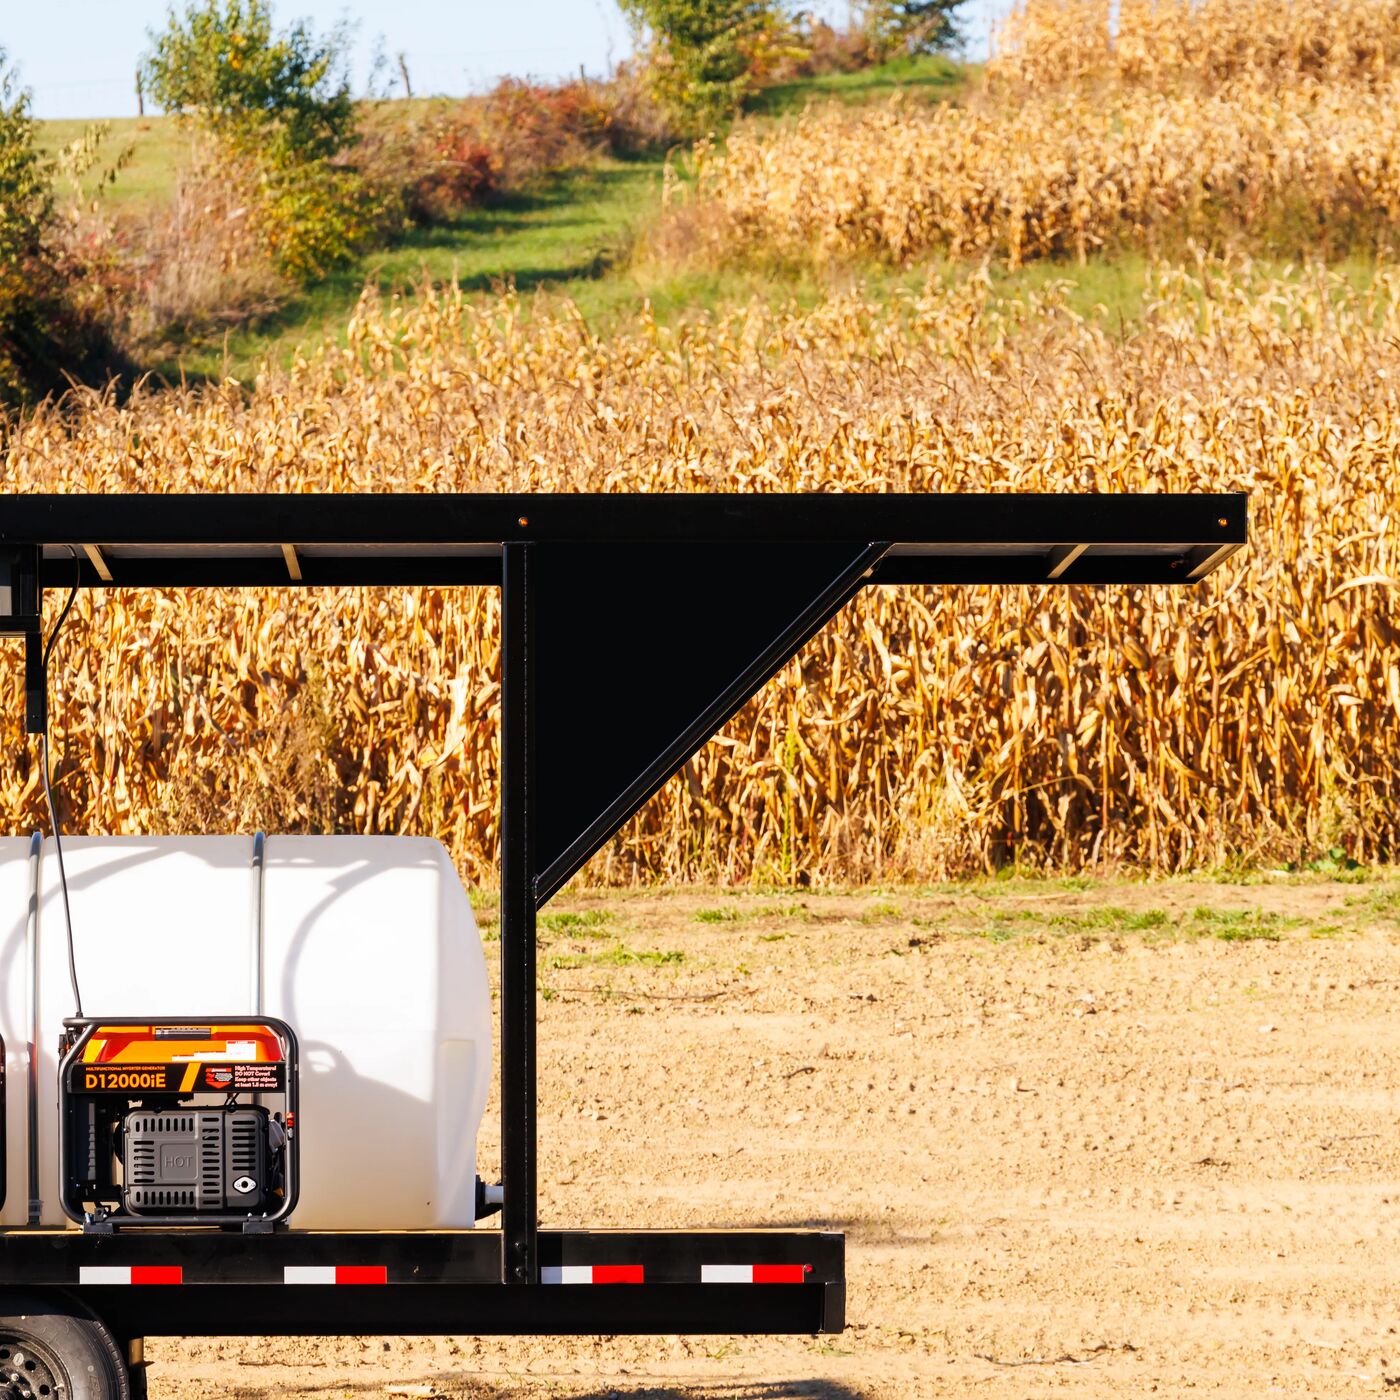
<box><xmin>0</xmin><ymin>1228</ymin><xmax>843</xmax><ymax>1335</ymax></box>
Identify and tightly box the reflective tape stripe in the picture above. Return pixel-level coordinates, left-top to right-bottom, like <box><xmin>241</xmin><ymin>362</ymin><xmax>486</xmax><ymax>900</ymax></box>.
<box><xmin>284</xmin><ymin>1266</ymin><xmax>387</xmax><ymax>1285</ymax></box>
<box><xmin>701</xmin><ymin>1264</ymin><xmax>809</xmax><ymax>1284</ymax></box>
<box><xmin>541</xmin><ymin>1265</ymin><xmax>644</xmax><ymax>1284</ymax></box>
<box><xmin>79</xmin><ymin>1266</ymin><xmax>183</xmax><ymax>1285</ymax></box>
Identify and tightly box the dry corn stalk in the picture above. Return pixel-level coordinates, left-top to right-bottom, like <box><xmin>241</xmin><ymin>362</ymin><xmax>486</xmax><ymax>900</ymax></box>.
<box><xmin>992</xmin><ymin>0</ymin><xmax>1400</xmax><ymax>95</ymax></box>
<box><xmin>695</xmin><ymin>79</ymin><xmax>1400</xmax><ymax>270</ymax></box>
<box><xmin>2</xmin><ymin>257</ymin><xmax>1398</xmax><ymax>883</ymax></box>
<box><xmin>688</xmin><ymin>0</ymin><xmax>1400</xmax><ymax>272</ymax></box>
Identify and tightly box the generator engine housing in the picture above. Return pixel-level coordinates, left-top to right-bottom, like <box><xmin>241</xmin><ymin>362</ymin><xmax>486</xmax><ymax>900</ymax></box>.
<box><xmin>122</xmin><ymin>1107</ymin><xmax>277</xmax><ymax>1216</ymax></box>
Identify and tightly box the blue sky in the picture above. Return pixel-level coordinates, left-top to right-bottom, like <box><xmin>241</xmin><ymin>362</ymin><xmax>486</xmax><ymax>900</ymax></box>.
<box><xmin>6</xmin><ymin>0</ymin><xmax>1018</xmax><ymax>120</ymax></box>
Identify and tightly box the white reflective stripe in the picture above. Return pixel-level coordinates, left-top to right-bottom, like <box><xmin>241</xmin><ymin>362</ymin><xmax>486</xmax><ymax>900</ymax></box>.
<box><xmin>701</xmin><ymin>1264</ymin><xmax>754</xmax><ymax>1284</ymax></box>
<box><xmin>79</xmin><ymin>1267</ymin><xmax>131</xmax><ymax>1285</ymax></box>
<box><xmin>541</xmin><ymin>1265</ymin><xmax>593</xmax><ymax>1284</ymax></box>
<box><xmin>284</xmin><ymin>1266</ymin><xmax>337</xmax><ymax>1285</ymax></box>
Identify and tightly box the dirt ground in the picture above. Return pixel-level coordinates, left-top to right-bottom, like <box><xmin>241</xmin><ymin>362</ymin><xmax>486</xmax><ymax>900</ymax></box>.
<box><xmin>153</xmin><ymin>873</ymin><xmax>1400</xmax><ymax>1398</ymax></box>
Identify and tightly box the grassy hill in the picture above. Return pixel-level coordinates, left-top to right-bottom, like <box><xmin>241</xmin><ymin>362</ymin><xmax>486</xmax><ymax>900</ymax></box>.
<box><xmin>36</xmin><ymin>115</ymin><xmax>190</xmax><ymax>208</ymax></box>
<box><xmin>37</xmin><ymin>54</ymin><xmax>971</xmax><ymax>382</ymax></box>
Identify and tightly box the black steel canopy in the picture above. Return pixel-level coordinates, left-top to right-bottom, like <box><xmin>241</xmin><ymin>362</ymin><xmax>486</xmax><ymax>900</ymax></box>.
<box><xmin>0</xmin><ymin>491</ymin><xmax>1245</xmax><ymax>589</ymax></box>
<box><xmin>0</xmin><ymin>489</ymin><xmax>1248</xmax><ymax>1288</ymax></box>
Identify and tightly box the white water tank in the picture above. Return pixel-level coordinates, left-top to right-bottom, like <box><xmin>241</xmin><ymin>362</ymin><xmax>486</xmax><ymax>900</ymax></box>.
<box><xmin>0</xmin><ymin>835</ymin><xmax>492</xmax><ymax>1231</ymax></box>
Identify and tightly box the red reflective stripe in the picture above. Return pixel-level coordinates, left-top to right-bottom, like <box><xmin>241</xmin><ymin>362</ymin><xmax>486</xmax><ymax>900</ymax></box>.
<box><xmin>335</xmin><ymin>1266</ymin><xmax>388</xmax><ymax>1285</ymax></box>
<box><xmin>131</xmin><ymin>1266</ymin><xmax>182</xmax><ymax>1285</ymax></box>
<box><xmin>591</xmin><ymin>1265</ymin><xmax>644</xmax><ymax>1284</ymax></box>
<box><xmin>753</xmin><ymin>1265</ymin><xmax>808</xmax><ymax>1284</ymax></box>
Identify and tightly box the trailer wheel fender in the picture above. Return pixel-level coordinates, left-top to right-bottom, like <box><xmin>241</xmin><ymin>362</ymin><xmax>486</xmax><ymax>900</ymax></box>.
<box><xmin>0</xmin><ymin>1292</ymin><xmax>129</xmax><ymax>1400</ymax></box>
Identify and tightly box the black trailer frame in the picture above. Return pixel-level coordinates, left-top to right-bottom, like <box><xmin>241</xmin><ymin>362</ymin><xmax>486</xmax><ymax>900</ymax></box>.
<box><xmin>0</xmin><ymin>492</ymin><xmax>1246</xmax><ymax>1358</ymax></box>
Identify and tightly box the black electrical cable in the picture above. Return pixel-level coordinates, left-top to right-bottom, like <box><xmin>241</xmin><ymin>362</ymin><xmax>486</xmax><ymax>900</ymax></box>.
<box><xmin>38</xmin><ymin>546</ymin><xmax>84</xmax><ymax>1018</ymax></box>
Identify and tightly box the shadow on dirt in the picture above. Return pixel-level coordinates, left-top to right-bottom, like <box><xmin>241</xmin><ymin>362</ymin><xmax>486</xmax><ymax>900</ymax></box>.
<box><xmin>556</xmin><ymin>1386</ymin><xmax>867</xmax><ymax>1399</ymax></box>
<box><xmin>239</xmin><ymin>1377</ymin><xmax>872</xmax><ymax>1400</ymax></box>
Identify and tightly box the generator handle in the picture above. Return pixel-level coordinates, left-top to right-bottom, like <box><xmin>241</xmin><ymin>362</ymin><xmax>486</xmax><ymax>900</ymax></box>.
<box><xmin>250</xmin><ymin>833</ymin><xmax>266</xmax><ymax>1015</ymax></box>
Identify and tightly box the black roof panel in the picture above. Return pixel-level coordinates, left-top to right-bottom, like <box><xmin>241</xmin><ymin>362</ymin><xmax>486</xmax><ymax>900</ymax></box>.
<box><xmin>0</xmin><ymin>492</ymin><xmax>1247</xmax><ymax>588</ymax></box>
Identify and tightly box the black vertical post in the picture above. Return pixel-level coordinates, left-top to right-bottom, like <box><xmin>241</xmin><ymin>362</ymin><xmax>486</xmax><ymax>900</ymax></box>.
<box><xmin>500</xmin><ymin>542</ymin><xmax>537</xmax><ymax>1284</ymax></box>
<box><xmin>24</xmin><ymin>628</ymin><xmax>46</xmax><ymax>735</ymax></box>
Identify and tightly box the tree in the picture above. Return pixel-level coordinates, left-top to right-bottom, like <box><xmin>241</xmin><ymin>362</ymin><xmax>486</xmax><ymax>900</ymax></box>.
<box><xmin>0</xmin><ymin>50</ymin><xmax>63</xmax><ymax>401</ymax></box>
<box><xmin>620</xmin><ymin>0</ymin><xmax>786</xmax><ymax>131</ymax></box>
<box><xmin>863</xmin><ymin>0</ymin><xmax>966</xmax><ymax>56</ymax></box>
<box><xmin>0</xmin><ymin>52</ymin><xmax>120</xmax><ymax>403</ymax></box>
<box><xmin>140</xmin><ymin>2</ymin><xmax>374</xmax><ymax>281</ymax></box>
<box><xmin>0</xmin><ymin>57</ymin><xmax>51</xmax><ymax>260</ymax></box>
<box><xmin>141</xmin><ymin>0</ymin><xmax>354</xmax><ymax>165</ymax></box>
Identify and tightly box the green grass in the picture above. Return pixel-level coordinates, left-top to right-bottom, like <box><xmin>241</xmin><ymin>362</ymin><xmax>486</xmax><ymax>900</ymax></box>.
<box><xmin>931</xmin><ymin>899</ymin><xmax>1318</xmax><ymax>945</ymax></box>
<box><xmin>36</xmin><ymin>116</ymin><xmax>190</xmax><ymax>209</ymax></box>
<box><xmin>1046</xmin><ymin>905</ymin><xmax>1170</xmax><ymax>932</ymax></box>
<box><xmin>1188</xmin><ymin>906</ymin><xmax>1294</xmax><ymax>942</ymax></box>
<box><xmin>744</xmin><ymin>52</ymin><xmax>970</xmax><ymax>116</ymax></box>
<box><xmin>694</xmin><ymin>906</ymin><xmax>741</xmax><ymax>924</ymax></box>
<box><xmin>860</xmin><ymin>900</ymin><xmax>903</xmax><ymax>924</ymax></box>
<box><xmin>34</xmin><ymin>57</ymin><xmax>974</xmax><ymax>381</ymax></box>
<box><xmin>50</xmin><ymin>59</ymin><xmax>1284</xmax><ymax>384</ymax></box>
<box><xmin>545</xmin><ymin>942</ymin><xmax>685</xmax><ymax>970</ymax></box>
<box><xmin>539</xmin><ymin>908</ymin><xmax>616</xmax><ymax>937</ymax></box>
<box><xmin>976</xmin><ymin>922</ymin><xmax>1021</xmax><ymax>944</ymax></box>
<box><xmin>756</xmin><ymin>901</ymin><xmax>814</xmax><ymax>920</ymax></box>
<box><xmin>159</xmin><ymin>153</ymin><xmax>668</xmax><ymax>380</ymax></box>
<box><xmin>1342</xmin><ymin>883</ymin><xmax>1400</xmax><ymax>925</ymax></box>
<box><xmin>1210</xmin><ymin>925</ymin><xmax>1282</xmax><ymax>943</ymax></box>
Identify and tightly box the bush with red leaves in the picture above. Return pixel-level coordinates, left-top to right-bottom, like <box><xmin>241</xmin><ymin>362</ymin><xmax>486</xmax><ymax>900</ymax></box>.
<box><xmin>405</xmin><ymin>127</ymin><xmax>498</xmax><ymax>224</ymax></box>
<box><xmin>357</xmin><ymin>71</ymin><xmax>673</xmax><ymax>228</ymax></box>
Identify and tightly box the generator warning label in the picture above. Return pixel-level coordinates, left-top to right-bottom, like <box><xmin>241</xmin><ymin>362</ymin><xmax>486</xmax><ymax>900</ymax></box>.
<box><xmin>205</xmin><ymin>1063</ymin><xmax>284</xmax><ymax>1092</ymax></box>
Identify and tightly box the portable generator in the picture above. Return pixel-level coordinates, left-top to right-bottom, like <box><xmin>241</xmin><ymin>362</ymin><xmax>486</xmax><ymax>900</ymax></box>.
<box><xmin>57</xmin><ymin>1017</ymin><xmax>298</xmax><ymax>1231</ymax></box>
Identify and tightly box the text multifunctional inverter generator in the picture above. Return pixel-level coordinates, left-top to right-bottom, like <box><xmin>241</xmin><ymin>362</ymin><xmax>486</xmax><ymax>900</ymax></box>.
<box><xmin>57</xmin><ymin>1018</ymin><xmax>298</xmax><ymax>1231</ymax></box>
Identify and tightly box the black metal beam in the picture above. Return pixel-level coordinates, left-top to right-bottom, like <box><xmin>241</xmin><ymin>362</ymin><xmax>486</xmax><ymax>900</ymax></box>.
<box><xmin>0</xmin><ymin>491</ymin><xmax>1247</xmax><ymax>553</ymax></box>
<box><xmin>24</xmin><ymin>628</ymin><xmax>45</xmax><ymax>735</ymax></box>
<box><xmin>499</xmin><ymin>542</ymin><xmax>537</xmax><ymax>1285</ymax></box>
<box><xmin>81</xmin><ymin>1283</ymin><xmax>835</xmax><ymax>1338</ymax></box>
<box><xmin>0</xmin><ymin>1228</ymin><xmax>843</xmax><ymax>1286</ymax></box>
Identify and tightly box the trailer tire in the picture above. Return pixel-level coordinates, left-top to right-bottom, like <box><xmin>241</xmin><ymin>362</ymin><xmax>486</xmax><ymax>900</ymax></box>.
<box><xmin>0</xmin><ymin>1293</ymin><xmax>128</xmax><ymax>1400</ymax></box>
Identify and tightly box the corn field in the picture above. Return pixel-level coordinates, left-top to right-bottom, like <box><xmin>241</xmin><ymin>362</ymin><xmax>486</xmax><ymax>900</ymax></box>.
<box><xmin>693</xmin><ymin>0</ymin><xmax>1400</xmax><ymax>269</ymax></box>
<box><xmin>3</xmin><ymin>257</ymin><xmax>1399</xmax><ymax>883</ymax></box>
<box><xmin>991</xmin><ymin>0</ymin><xmax>1400</xmax><ymax>95</ymax></box>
